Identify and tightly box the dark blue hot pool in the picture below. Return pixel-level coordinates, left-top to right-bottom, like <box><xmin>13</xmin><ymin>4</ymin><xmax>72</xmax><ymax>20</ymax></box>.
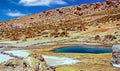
<box><xmin>53</xmin><ymin>46</ymin><xmax>112</xmax><ymax>54</ymax></box>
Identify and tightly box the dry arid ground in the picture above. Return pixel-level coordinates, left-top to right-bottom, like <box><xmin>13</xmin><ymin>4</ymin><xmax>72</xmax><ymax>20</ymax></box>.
<box><xmin>0</xmin><ymin>0</ymin><xmax>120</xmax><ymax>46</ymax></box>
<box><xmin>0</xmin><ymin>0</ymin><xmax>120</xmax><ymax>71</ymax></box>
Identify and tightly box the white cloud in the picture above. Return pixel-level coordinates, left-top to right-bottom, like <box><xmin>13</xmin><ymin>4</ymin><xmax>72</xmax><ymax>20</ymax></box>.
<box><xmin>6</xmin><ymin>11</ymin><xmax>26</xmax><ymax>17</ymax></box>
<box><xmin>19</xmin><ymin>0</ymin><xmax>67</xmax><ymax>6</ymax></box>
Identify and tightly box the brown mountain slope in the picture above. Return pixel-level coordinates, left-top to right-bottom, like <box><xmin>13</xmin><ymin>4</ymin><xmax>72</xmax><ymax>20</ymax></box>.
<box><xmin>0</xmin><ymin>1</ymin><xmax>120</xmax><ymax>46</ymax></box>
<box><xmin>0</xmin><ymin>1</ymin><xmax>120</xmax><ymax>28</ymax></box>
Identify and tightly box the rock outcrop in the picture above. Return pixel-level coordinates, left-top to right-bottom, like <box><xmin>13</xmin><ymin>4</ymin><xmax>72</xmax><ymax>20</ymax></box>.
<box><xmin>111</xmin><ymin>45</ymin><xmax>120</xmax><ymax>68</ymax></box>
<box><xmin>0</xmin><ymin>53</ymin><xmax>55</xmax><ymax>71</ymax></box>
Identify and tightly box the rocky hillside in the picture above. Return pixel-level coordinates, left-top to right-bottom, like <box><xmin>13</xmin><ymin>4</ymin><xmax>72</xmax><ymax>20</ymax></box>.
<box><xmin>0</xmin><ymin>53</ymin><xmax>55</xmax><ymax>71</ymax></box>
<box><xmin>0</xmin><ymin>1</ymin><xmax>120</xmax><ymax>28</ymax></box>
<box><xmin>0</xmin><ymin>0</ymin><xmax>120</xmax><ymax>45</ymax></box>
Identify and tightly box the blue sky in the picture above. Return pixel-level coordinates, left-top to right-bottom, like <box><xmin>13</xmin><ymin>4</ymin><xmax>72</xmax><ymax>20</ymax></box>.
<box><xmin>0</xmin><ymin>0</ymin><xmax>105</xmax><ymax>22</ymax></box>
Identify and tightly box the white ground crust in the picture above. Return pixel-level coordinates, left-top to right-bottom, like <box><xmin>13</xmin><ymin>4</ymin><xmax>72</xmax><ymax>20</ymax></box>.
<box><xmin>64</xmin><ymin>42</ymin><xmax>102</xmax><ymax>45</ymax></box>
<box><xmin>0</xmin><ymin>54</ymin><xmax>13</xmax><ymax>63</ymax></box>
<box><xmin>43</xmin><ymin>55</ymin><xmax>80</xmax><ymax>66</ymax></box>
<box><xmin>0</xmin><ymin>48</ymin><xmax>3</xmax><ymax>50</ymax></box>
<box><xmin>0</xmin><ymin>50</ymin><xmax>80</xmax><ymax>66</ymax></box>
<box><xmin>112</xmin><ymin>63</ymin><xmax>120</xmax><ymax>68</ymax></box>
<box><xmin>4</xmin><ymin>50</ymin><xmax>29</xmax><ymax>58</ymax></box>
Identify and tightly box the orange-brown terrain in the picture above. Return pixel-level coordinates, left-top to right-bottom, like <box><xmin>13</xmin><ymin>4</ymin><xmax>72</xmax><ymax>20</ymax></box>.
<box><xmin>0</xmin><ymin>1</ymin><xmax>119</xmax><ymax>45</ymax></box>
<box><xmin>0</xmin><ymin>0</ymin><xmax>120</xmax><ymax>71</ymax></box>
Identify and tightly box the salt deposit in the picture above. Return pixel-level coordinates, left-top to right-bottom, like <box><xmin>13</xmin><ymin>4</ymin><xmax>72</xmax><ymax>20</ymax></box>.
<box><xmin>4</xmin><ymin>50</ymin><xmax>30</xmax><ymax>58</ymax></box>
<box><xmin>0</xmin><ymin>54</ymin><xmax>13</xmax><ymax>63</ymax></box>
<box><xmin>43</xmin><ymin>55</ymin><xmax>80</xmax><ymax>66</ymax></box>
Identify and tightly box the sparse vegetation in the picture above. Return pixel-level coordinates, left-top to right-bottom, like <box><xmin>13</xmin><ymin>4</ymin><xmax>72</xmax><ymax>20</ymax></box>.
<box><xmin>0</xmin><ymin>0</ymin><xmax>119</xmax><ymax>44</ymax></box>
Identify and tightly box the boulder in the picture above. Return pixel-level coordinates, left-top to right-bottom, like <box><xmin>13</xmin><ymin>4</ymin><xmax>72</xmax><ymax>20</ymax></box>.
<box><xmin>0</xmin><ymin>54</ymin><xmax>55</xmax><ymax>71</ymax></box>
<box><xmin>117</xmin><ymin>0</ymin><xmax>120</xmax><ymax>2</ymax></box>
<box><xmin>106</xmin><ymin>0</ymin><xmax>112</xmax><ymax>5</ymax></box>
<box><xmin>111</xmin><ymin>45</ymin><xmax>120</xmax><ymax>68</ymax></box>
